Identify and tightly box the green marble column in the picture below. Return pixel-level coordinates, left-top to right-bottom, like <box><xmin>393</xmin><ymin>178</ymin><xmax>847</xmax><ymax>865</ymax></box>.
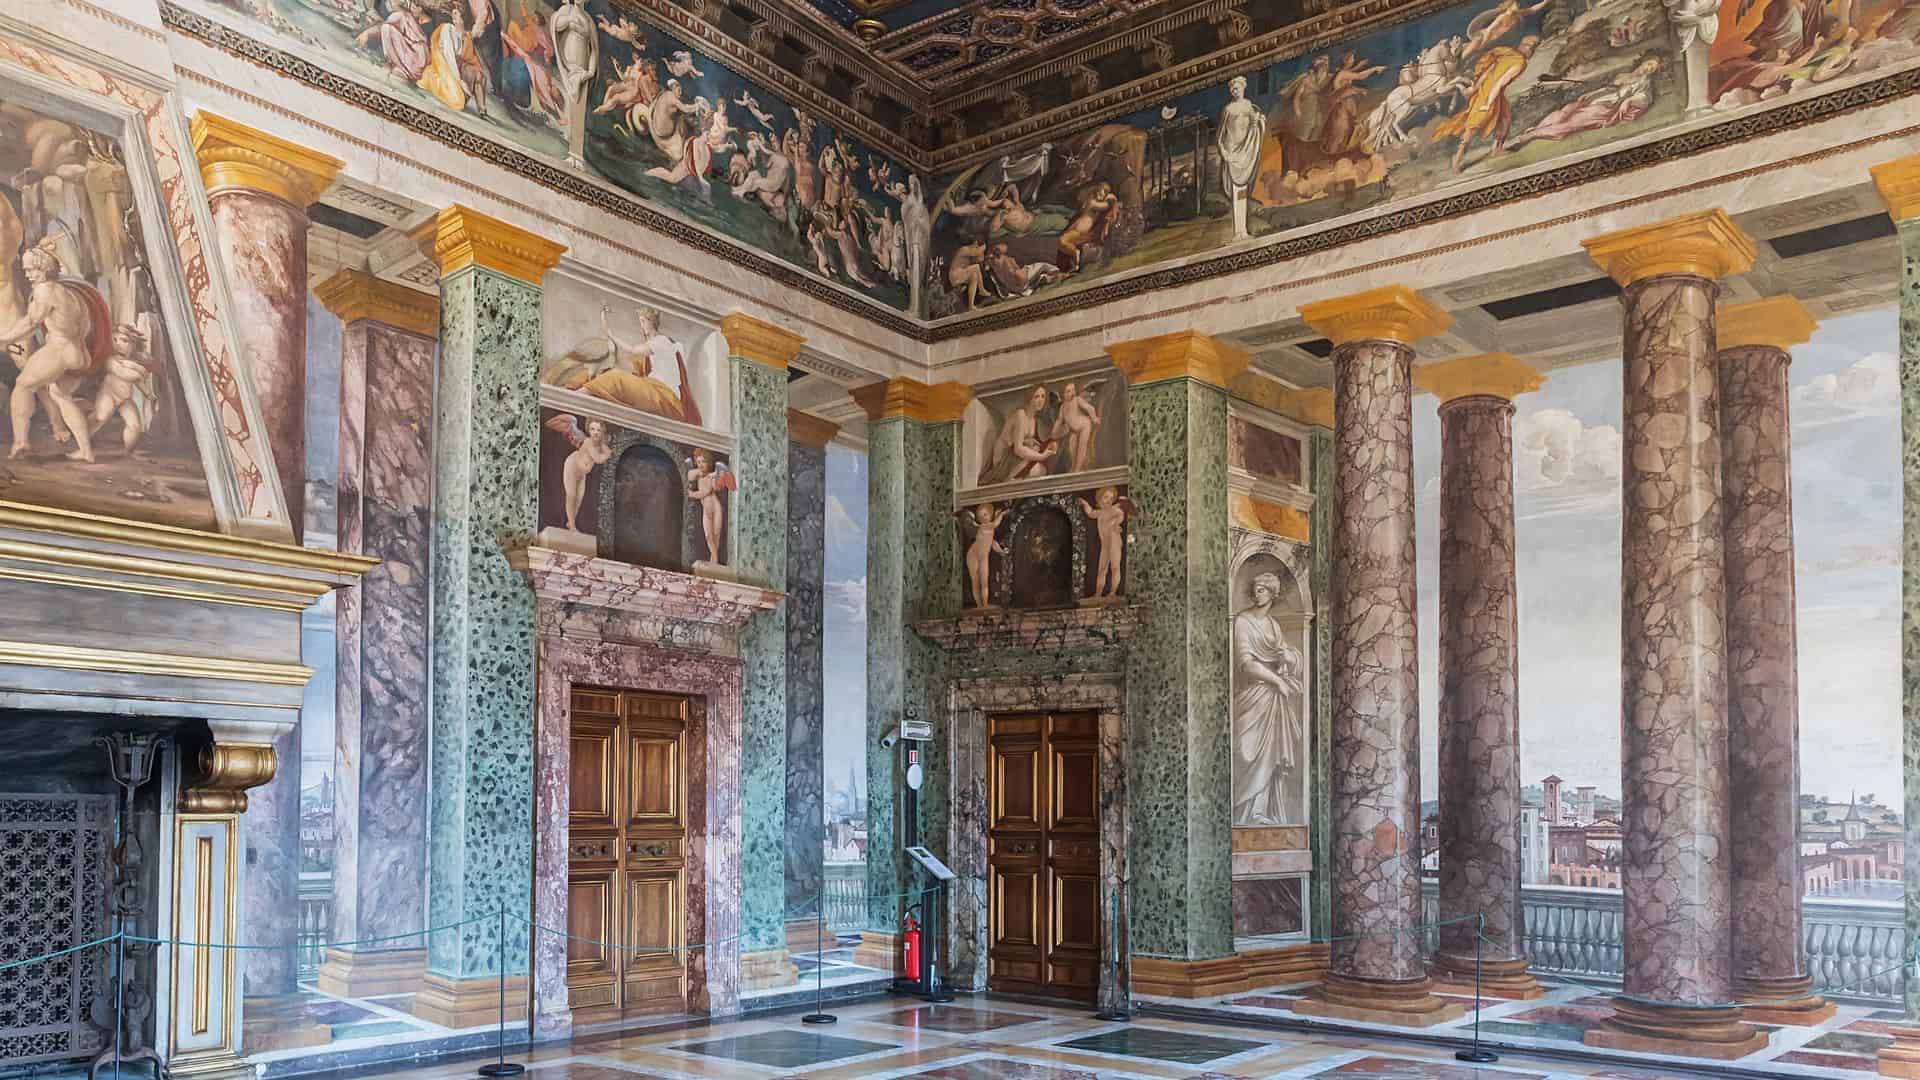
<box><xmin>1105</xmin><ymin>333</ymin><xmax>1243</xmax><ymax>969</ymax></box>
<box><xmin>719</xmin><ymin>314</ymin><xmax>803</xmax><ymax>981</ymax></box>
<box><xmin>1871</xmin><ymin>160</ymin><xmax>1920</xmax><ymax>1033</ymax></box>
<box><xmin>851</xmin><ymin>379</ymin><xmax>967</xmax><ymax>956</ymax></box>
<box><xmin>413</xmin><ymin>206</ymin><xmax>564</xmax><ymax>1013</ymax></box>
<box><xmin>1307</xmin><ymin>419</ymin><xmax>1335</xmax><ymax>937</ymax></box>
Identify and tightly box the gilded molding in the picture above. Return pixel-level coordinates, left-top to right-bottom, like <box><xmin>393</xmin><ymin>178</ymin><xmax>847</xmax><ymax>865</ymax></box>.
<box><xmin>181</xmin><ymin>742</ymin><xmax>278</xmax><ymax>813</ymax></box>
<box><xmin>1871</xmin><ymin>154</ymin><xmax>1920</xmax><ymax>222</ymax></box>
<box><xmin>849</xmin><ymin>377</ymin><xmax>975</xmax><ymax>422</ymax></box>
<box><xmin>188</xmin><ymin>111</ymin><xmax>342</xmax><ymax>207</ymax></box>
<box><xmin>1104</xmin><ymin>329</ymin><xmax>1249</xmax><ymax>388</ymax></box>
<box><xmin>1229</xmin><ymin>374</ymin><xmax>1333</xmax><ymax>428</ymax></box>
<box><xmin>1229</xmin><ymin>493</ymin><xmax>1310</xmax><ymax>543</ymax></box>
<box><xmin>0</xmin><ymin>640</ymin><xmax>314</xmax><ymax>686</ymax></box>
<box><xmin>1412</xmin><ymin>352</ymin><xmax>1545</xmax><ymax>403</ymax></box>
<box><xmin>1298</xmin><ymin>285</ymin><xmax>1451</xmax><ymax>347</ymax></box>
<box><xmin>719</xmin><ymin>312</ymin><xmax>806</xmax><ymax>369</ymax></box>
<box><xmin>787</xmin><ymin>408</ymin><xmax>841</xmax><ymax>449</ymax></box>
<box><xmin>1581</xmin><ymin>209</ymin><xmax>1757</xmax><ymax>285</ymax></box>
<box><xmin>409</xmin><ymin>204</ymin><xmax>566</xmax><ymax>286</ymax></box>
<box><xmin>0</xmin><ymin>501</ymin><xmax>378</xmax><ymax>577</ymax></box>
<box><xmin>313</xmin><ymin>269</ymin><xmax>440</xmax><ymax>337</ymax></box>
<box><xmin>1718</xmin><ymin>295</ymin><xmax>1817</xmax><ymax>351</ymax></box>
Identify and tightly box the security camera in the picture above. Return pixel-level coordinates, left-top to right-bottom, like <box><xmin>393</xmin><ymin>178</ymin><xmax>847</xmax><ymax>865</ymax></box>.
<box><xmin>880</xmin><ymin>730</ymin><xmax>900</xmax><ymax>750</ymax></box>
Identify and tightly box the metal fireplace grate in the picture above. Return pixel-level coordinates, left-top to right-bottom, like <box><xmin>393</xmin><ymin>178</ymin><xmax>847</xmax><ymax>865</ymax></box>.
<box><xmin>0</xmin><ymin>794</ymin><xmax>112</xmax><ymax>1067</ymax></box>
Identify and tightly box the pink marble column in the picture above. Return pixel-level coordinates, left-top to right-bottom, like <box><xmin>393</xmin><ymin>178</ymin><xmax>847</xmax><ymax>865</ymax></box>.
<box><xmin>1717</xmin><ymin>297</ymin><xmax>1834</xmax><ymax>1025</ymax></box>
<box><xmin>1295</xmin><ymin>286</ymin><xmax>1462</xmax><ymax>1028</ymax></box>
<box><xmin>190</xmin><ymin>113</ymin><xmax>342</xmax><ymax>540</ymax></box>
<box><xmin>1415</xmin><ymin>355</ymin><xmax>1544</xmax><ymax>1000</ymax></box>
<box><xmin>1582</xmin><ymin>212</ymin><xmax>1766</xmax><ymax>1059</ymax></box>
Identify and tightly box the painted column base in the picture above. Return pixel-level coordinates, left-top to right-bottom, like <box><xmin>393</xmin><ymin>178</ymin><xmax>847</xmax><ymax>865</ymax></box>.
<box><xmin>240</xmin><ymin>993</ymin><xmax>331</xmax><ymax>1052</ymax></box>
<box><xmin>786</xmin><ymin>917</ymin><xmax>833</xmax><ymax>955</ymax></box>
<box><xmin>166</xmin><ymin>1051</ymin><xmax>256</xmax><ymax>1080</ymax></box>
<box><xmin>410</xmin><ymin>973</ymin><xmax>530</xmax><ymax>1029</ymax></box>
<box><xmin>1131</xmin><ymin>955</ymin><xmax>1256</xmax><ymax>999</ymax></box>
<box><xmin>851</xmin><ymin>931</ymin><xmax>899</xmax><ymax>973</ymax></box>
<box><xmin>1429</xmin><ymin>954</ymin><xmax>1545</xmax><ymax>1000</ymax></box>
<box><xmin>315</xmin><ymin>947</ymin><xmax>428</xmax><ymax>998</ymax></box>
<box><xmin>741</xmin><ymin>948</ymin><xmax>800</xmax><ymax>991</ymax></box>
<box><xmin>1294</xmin><ymin>972</ymin><xmax>1466</xmax><ymax>1027</ymax></box>
<box><xmin>1734</xmin><ymin>974</ymin><xmax>1836</xmax><ymax>1026</ymax></box>
<box><xmin>1876</xmin><ymin>1025</ymin><xmax>1920</xmax><ymax>1077</ymax></box>
<box><xmin>1584</xmin><ymin>998</ymin><xmax>1769</xmax><ymax>1059</ymax></box>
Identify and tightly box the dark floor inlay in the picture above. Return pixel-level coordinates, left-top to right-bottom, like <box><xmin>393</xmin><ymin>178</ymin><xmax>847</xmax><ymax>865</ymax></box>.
<box><xmin>900</xmin><ymin>1059</ymin><xmax>1110</xmax><ymax>1079</ymax></box>
<box><xmin>1057</xmin><ymin>1027</ymin><xmax>1268</xmax><ymax>1064</ymax></box>
<box><xmin>671</xmin><ymin>1029</ymin><xmax>896</xmax><ymax>1068</ymax></box>
<box><xmin>1312</xmin><ymin>1055</ymin><xmax>1546</xmax><ymax>1080</ymax></box>
<box><xmin>874</xmin><ymin>1005</ymin><xmax>1049</xmax><ymax>1032</ymax></box>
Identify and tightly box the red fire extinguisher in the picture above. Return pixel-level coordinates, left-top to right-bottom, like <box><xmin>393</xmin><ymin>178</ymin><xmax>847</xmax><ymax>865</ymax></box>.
<box><xmin>901</xmin><ymin>913</ymin><xmax>922</xmax><ymax>981</ymax></box>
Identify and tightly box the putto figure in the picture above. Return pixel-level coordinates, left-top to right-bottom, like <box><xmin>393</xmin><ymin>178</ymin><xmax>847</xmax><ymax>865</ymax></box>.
<box><xmin>1077</xmin><ymin>486</ymin><xmax>1136</xmax><ymax>602</ymax></box>
<box><xmin>0</xmin><ymin>240</ymin><xmax>111</xmax><ymax>462</ymax></box>
<box><xmin>957</xmin><ymin>502</ymin><xmax>1010</xmax><ymax>610</ymax></box>
<box><xmin>544</xmin><ymin>413</ymin><xmax>612</xmax><ymax>532</ymax></box>
<box><xmin>685</xmin><ymin>447</ymin><xmax>735</xmax><ymax>565</ymax></box>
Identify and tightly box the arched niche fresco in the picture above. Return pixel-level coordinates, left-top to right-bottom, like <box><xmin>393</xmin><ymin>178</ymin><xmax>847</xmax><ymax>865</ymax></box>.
<box><xmin>593</xmin><ymin>432</ymin><xmax>712</xmax><ymax>572</ymax></box>
<box><xmin>972</xmin><ymin>493</ymin><xmax>1090</xmax><ymax>610</ymax></box>
<box><xmin>1227</xmin><ymin>532</ymin><xmax>1312</xmax><ymax>830</ymax></box>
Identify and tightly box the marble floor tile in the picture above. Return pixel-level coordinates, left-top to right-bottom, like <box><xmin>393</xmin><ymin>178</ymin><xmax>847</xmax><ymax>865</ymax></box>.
<box><xmin>669</xmin><ymin>1029</ymin><xmax>900</xmax><ymax>1068</ymax></box>
<box><xmin>1053</xmin><ymin>1026</ymin><xmax>1271</xmax><ymax>1064</ymax></box>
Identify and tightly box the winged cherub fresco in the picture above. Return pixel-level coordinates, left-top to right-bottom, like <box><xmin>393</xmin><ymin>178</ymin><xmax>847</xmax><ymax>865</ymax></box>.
<box><xmin>544</xmin><ymin>413</ymin><xmax>612</xmax><ymax>532</ymax></box>
<box><xmin>1077</xmin><ymin>486</ymin><xmax>1136</xmax><ymax>601</ymax></box>
<box><xmin>957</xmin><ymin>501</ymin><xmax>1010</xmax><ymax>610</ymax></box>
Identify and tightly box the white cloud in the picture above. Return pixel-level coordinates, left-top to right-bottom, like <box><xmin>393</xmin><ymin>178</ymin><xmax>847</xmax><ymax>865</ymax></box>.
<box><xmin>1792</xmin><ymin>350</ymin><xmax>1898</xmax><ymax>427</ymax></box>
<box><xmin>826</xmin><ymin>576</ymin><xmax>867</xmax><ymax>623</ymax></box>
<box><xmin>1513</xmin><ymin>407</ymin><xmax>1622</xmax><ymax>519</ymax></box>
<box><xmin>825</xmin><ymin>494</ymin><xmax>864</xmax><ymax>549</ymax></box>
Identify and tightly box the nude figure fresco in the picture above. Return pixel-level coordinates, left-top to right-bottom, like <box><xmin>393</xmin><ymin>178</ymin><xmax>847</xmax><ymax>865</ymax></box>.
<box><xmin>924</xmin><ymin>0</ymin><xmax>1920</xmax><ymax>318</ymax></box>
<box><xmin>184</xmin><ymin>0</ymin><xmax>926</xmax><ymax>313</ymax></box>
<box><xmin>960</xmin><ymin>375</ymin><xmax>1126</xmax><ymax>488</ymax></box>
<box><xmin>537</xmin><ymin>404</ymin><xmax>731</xmax><ymax>570</ymax></box>
<box><xmin>0</xmin><ymin>98</ymin><xmax>214</xmax><ymax>527</ymax></box>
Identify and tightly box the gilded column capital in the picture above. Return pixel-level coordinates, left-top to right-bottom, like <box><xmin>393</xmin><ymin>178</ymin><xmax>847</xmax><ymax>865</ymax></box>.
<box><xmin>1412</xmin><ymin>352</ymin><xmax>1545</xmax><ymax>403</ymax></box>
<box><xmin>188</xmin><ymin>111</ymin><xmax>342</xmax><ymax>207</ymax></box>
<box><xmin>1227</xmin><ymin>372</ymin><xmax>1334</xmax><ymax>428</ymax></box>
<box><xmin>313</xmin><ymin>269</ymin><xmax>440</xmax><ymax>337</ymax></box>
<box><xmin>409</xmin><ymin>204</ymin><xmax>566</xmax><ymax>286</ymax></box>
<box><xmin>720</xmin><ymin>312</ymin><xmax>806</xmax><ymax>369</ymax></box>
<box><xmin>1870</xmin><ymin>154</ymin><xmax>1920</xmax><ymax>222</ymax></box>
<box><xmin>1103</xmin><ymin>329</ymin><xmax>1249</xmax><ymax>388</ymax></box>
<box><xmin>1718</xmin><ymin>295</ymin><xmax>1817</xmax><ymax>351</ymax></box>
<box><xmin>1581</xmin><ymin>210</ymin><xmax>1757</xmax><ymax>285</ymax></box>
<box><xmin>787</xmin><ymin>408</ymin><xmax>841</xmax><ymax>449</ymax></box>
<box><xmin>1298</xmin><ymin>285</ymin><xmax>1452</xmax><ymax>347</ymax></box>
<box><xmin>849</xmin><ymin>377</ymin><xmax>974</xmax><ymax>422</ymax></box>
<box><xmin>180</xmin><ymin>740</ymin><xmax>278</xmax><ymax>813</ymax></box>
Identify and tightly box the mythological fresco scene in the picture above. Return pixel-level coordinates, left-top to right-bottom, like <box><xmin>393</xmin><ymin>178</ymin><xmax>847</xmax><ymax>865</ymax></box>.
<box><xmin>8</xmin><ymin>0</ymin><xmax>1920</xmax><ymax>1078</ymax></box>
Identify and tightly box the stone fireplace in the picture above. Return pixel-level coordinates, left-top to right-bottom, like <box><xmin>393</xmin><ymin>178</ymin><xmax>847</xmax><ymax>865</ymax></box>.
<box><xmin>0</xmin><ymin>502</ymin><xmax>370</xmax><ymax>1080</ymax></box>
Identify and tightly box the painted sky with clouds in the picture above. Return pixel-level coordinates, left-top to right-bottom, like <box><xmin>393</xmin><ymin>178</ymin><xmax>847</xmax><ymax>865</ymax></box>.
<box><xmin>1415</xmin><ymin>306</ymin><xmax>1902</xmax><ymax>806</ymax></box>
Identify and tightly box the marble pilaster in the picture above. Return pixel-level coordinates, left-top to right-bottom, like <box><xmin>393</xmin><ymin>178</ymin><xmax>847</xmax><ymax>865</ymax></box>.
<box><xmin>412</xmin><ymin>206</ymin><xmax>563</xmax><ymax>1023</ymax></box>
<box><xmin>1309</xmin><ymin>422</ymin><xmax>1335</xmax><ymax>937</ymax></box>
<box><xmin>1413</xmin><ymin>353</ymin><xmax>1544</xmax><ymax>1000</ymax></box>
<box><xmin>1104</xmin><ymin>331</ymin><xmax>1243</xmax><ymax>969</ymax></box>
<box><xmin>189</xmin><ymin>113</ymin><xmax>342</xmax><ymax>540</ymax></box>
<box><xmin>785</xmin><ymin>410</ymin><xmax>838</xmax><ymax>952</ymax></box>
<box><xmin>1716</xmin><ymin>296</ymin><xmax>1833</xmax><ymax>1026</ymax></box>
<box><xmin>850</xmin><ymin>378</ymin><xmax>968</xmax><ymax>969</ymax></box>
<box><xmin>192</xmin><ymin>113</ymin><xmax>341</xmax><ymax>1027</ymax></box>
<box><xmin>1868</xmin><ymin>156</ymin><xmax>1920</xmax><ymax>1080</ymax></box>
<box><xmin>312</xmin><ymin>271</ymin><xmax>440</xmax><ymax>997</ymax></box>
<box><xmin>719</xmin><ymin>313</ymin><xmax>803</xmax><ymax>985</ymax></box>
<box><xmin>1292</xmin><ymin>286</ymin><xmax>1461</xmax><ymax>1027</ymax></box>
<box><xmin>1581</xmin><ymin>211</ymin><xmax>1765</xmax><ymax>1059</ymax></box>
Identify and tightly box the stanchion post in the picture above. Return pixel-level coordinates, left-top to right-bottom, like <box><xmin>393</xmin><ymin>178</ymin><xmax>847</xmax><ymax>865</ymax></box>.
<box><xmin>1456</xmin><ymin>913</ymin><xmax>1497</xmax><ymax>1064</ymax></box>
<box><xmin>479</xmin><ymin>907</ymin><xmax>525</xmax><ymax>1077</ymax></box>
<box><xmin>802</xmin><ymin>899</ymin><xmax>836</xmax><ymax>1025</ymax></box>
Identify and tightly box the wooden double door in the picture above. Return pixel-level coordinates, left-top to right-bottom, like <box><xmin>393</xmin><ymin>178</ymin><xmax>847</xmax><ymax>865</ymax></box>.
<box><xmin>987</xmin><ymin>710</ymin><xmax>1103</xmax><ymax>1001</ymax></box>
<box><xmin>565</xmin><ymin>686</ymin><xmax>693</xmax><ymax>1018</ymax></box>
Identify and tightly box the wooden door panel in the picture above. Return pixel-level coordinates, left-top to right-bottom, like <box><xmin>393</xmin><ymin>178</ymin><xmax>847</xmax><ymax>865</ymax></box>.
<box><xmin>988</xmin><ymin>711</ymin><xmax>1102</xmax><ymax>1003</ymax></box>
<box><xmin>570</xmin><ymin>726</ymin><xmax>617</xmax><ymax>827</ymax></box>
<box><xmin>626</xmin><ymin>733</ymin><xmax>683</xmax><ymax>830</ymax></box>
<box><xmin>565</xmin><ymin>872</ymin><xmax>618</xmax><ymax>1011</ymax></box>
<box><xmin>622</xmin><ymin>869</ymin><xmax>685</xmax><ymax>1012</ymax></box>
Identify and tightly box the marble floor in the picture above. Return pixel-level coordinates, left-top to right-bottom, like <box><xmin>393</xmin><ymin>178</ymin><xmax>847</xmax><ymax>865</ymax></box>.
<box><xmin>294</xmin><ymin>995</ymin><xmax>1875</xmax><ymax>1080</ymax></box>
<box><xmin>1145</xmin><ymin>977</ymin><xmax>1896</xmax><ymax>1078</ymax></box>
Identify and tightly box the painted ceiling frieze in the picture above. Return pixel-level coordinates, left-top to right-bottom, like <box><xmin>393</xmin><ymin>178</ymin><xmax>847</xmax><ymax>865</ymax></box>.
<box><xmin>168</xmin><ymin>0</ymin><xmax>928</xmax><ymax>319</ymax></box>
<box><xmin>923</xmin><ymin>0</ymin><xmax>1920</xmax><ymax>325</ymax></box>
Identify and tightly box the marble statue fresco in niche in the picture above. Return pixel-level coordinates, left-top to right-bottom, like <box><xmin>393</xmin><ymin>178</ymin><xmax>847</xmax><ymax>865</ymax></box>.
<box><xmin>924</xmin><ymin>0</ymin><xmax>1920</xmax><ymax>318</ymax></box>
<box><xmin>0</xmin><ymin>87</ymin><xmax>220</xmax><ymax>529</ymax></box>
<box><xmin>537</xmin><ymin>405</ymin><xmax>731</xmax><ymax>570</ymax></box>
<box><xmin>959</xmin><ymin>376</ymin><xmax>1126</xmax><ymax>486</ymax></box>
<box><xmin>1229</xmin><ymin>537</ymin><xmax>1311</xmax><ymax>829</ymax></box>
<box><xmin>183</xmin><ymin>0</ymin><xmax>924</xmax><ymax>312</ymax></box>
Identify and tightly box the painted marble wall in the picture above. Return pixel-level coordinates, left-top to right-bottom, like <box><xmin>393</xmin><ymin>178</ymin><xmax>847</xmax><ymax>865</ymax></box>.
<box><xmin>926</xmin><ymin>0</ymin><xmax>1920</xmax><ymax>318</ymax></box>
<box><xmin>1412</xmin><ymin>308</ymin><xmax>1903</xmax><ymax>899</ymax></box>
<box><xmin>181</xmin><ymin>0</ymin><xmax>924</xmax><ymax>312</ymax></box>
<box><xmin>823</xmin><ymin>445</ymin><xmax>869</xmax><ymax>871</ymax></box>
